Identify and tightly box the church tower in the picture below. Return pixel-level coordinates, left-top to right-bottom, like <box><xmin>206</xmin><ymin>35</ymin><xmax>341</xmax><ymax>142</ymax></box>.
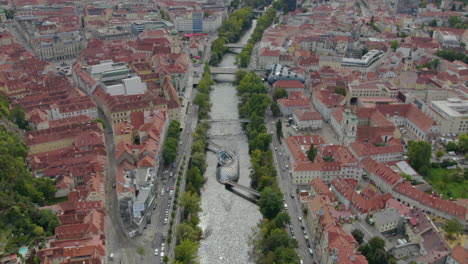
<box><xmin>341</xmin><ymin>103</ymin><xmax>357</xmax><ymax>146</ymax></box>
<box><xmin>170</xmin><ymin>29</ymin><xmax>180</xmax><ymax>54</ymax></box>
<box><xmin>405</xmin><ymin>49</ymin><xmax>413</xmax><ymax>71</ymax></box>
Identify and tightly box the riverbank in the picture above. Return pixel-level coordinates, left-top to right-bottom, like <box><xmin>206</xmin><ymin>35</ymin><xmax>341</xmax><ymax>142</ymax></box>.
<box><xmin>235</xmin><ymin>69</ymin><xmax>300</xmax><ymax>262</ymax></box>
<box><xmin>210</xmin><ymin>6</ymin><xmax>255</xmax><ymax>66</ymax></box>
<box><xmin>236</xmin><ymin>7</ymin><xmax>276</xmax><ymax>67</ymax></box>
<box><xmin>169</xmin><ymin>65</ymin><xmax>213</xmax><ymax>263</ymax></box>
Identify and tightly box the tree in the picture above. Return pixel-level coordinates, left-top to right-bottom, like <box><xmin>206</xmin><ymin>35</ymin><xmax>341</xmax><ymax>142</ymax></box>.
<box><xmin>236</xmin><ymin>43</ymin><xmax>254</xmax><ymax>67</ymax></box>
<box><xmin>9</xmin><ymin>106</ymin><xmax>28</xmax><ymax>130</ymax></box>
<box><xmin>234</xmin><ymin>70</ymin><xmax>248</xmax><ymax>85</ymax></box>
<box><xmin>270</xmin><ymin>102</ymin><xmax>280</xmax><ymax>117</ymax></box>
<box><xmin>273</xmin><ymin>87</ymin><xmax>288</xmax><ymax>101</ymax></box>
<box><xmin>429</xmin><ymin>19</ymin><xmax>437</xmax><ymax>27</ymax></box>
<box><xmin>174</xmin><ymin>239</ymin><xmax>198</xmax><ymax>263</ymax></box>
<box><xmin>32</xmin><ymin>225</ymin><xmax>45</xmax><ymax>236</ymax></box>
<box><xmin>443</xmin><ymin>218</ymin><xmax>463</xmax><ymax>239</ymax></box>
<box><xmin>408</xmin><ymin>141</ymin><xmax>432</xmax><ymax>173</ymax></box>
<box><xmin>276</xmin><ymin>120</ymin><xmax>283</xmax><ymax>140</ymax></box>
<box><xmin>334</xmin><ymin>86</ymin><xmax>346</xmax><ymax>96</ymax></box>
<box><xmin>446</xmin><ymin>141</ymin><xmax>458</xmax><ymax>151</ymax></box>
<box><xmin>258</xmin><ymin>187</ymin><xmax>283</xmax><ymax>219</ymax></box>
<box><xmin>191</xmin><ymin>140</ymin><xmax>205</xmax><ymax>154</ymax></box>
<box><xmin>190</xmin><ymin>152</ymin><xmax>207</xmax><ymax>175</ymax></box>
<box><xmin>323</xmin><ymin>155</ymin><xmax>335</xmax><ymax>162</ymax></box>
<box><xmin>358</xmin><ymin>237</ymin><xmax>395</xmax><ymax>264</ymax></box>
<box><xmin>390</xmin><ymin>40</ymin><xmax>399</xmax><ymax>51</ymax></box>
<box><xmin>250</xmin><ymin>132</ymin><xmax>272</xmax><ymax>152</ymax></box>
<box><xmin>180</xmin><ymin>192</ymin><xmax>201</xmax><ymax>220</ymax></box>
<box><xmin>4</xmin><ymin>9</ymin><xmax>15</xmax><ymax>19</ymax></box>
<box><xmin>307</xmin><ymin>144</ymin><xmax>317</xmax><ymax>162</ymax></box>
<box><xmin>448</xmin><ymin>15</ymin><xmax>462</xmax><ymax>28</ymax></box>
<box><xmin>263</xmin><ymin>228</ymin><xmax>291</xmax><ymax>252</ymax></box>
<box><xmin>168</xmin><ymin>120</ymin><xmax>181</xmax><ymax>138</ymax></box>
<box><xmin>162</xmin><ymin>137</ymin><xmax>177</xmax><ymax>164</ymax></box>
<box><xmin>175</xmin><ymin>223</ymin><xmax>200</xmax><ymax>243</ymax></box>
<box><xmin>186</xmin><ymin>166</ymin><xmax>204</xmax><ymax>193</ymax></box>
<box><xmin>272</xmin><ymin>212</ymin><xmax>290</xmax><ymax>228</ymax></box>
<box><xmin>352</xmin><ymin>229</ymin><xmax>364</xmax><ymax>244</ymax></box>
<box><xmin>368</xmin><ymin>236</ymin><xmax>385</xmax><ymax>250</ymax></box>
<box><xmin>136</xmin><ymin>246</ymin><xmax>145</xmax><ymax>258</ymax></box>
<box><xmin>435</xmin><ymin>150</ymin><xmax>445</xmax><ymax>159</ymax></box>
<box><xmin>458</xmin><ymin>134</ymin><xmax>468</xmax><ymax>153</ymax></box>
<box><xmin>435</xmin><ymin>50</ymin><xmax>468</xmax><ymax>64</ymax></box>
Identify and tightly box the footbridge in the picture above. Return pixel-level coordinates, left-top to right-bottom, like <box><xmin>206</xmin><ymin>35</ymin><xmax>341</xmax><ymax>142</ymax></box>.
<box><xmin>225</xmin><ymin>43</ymin><xmax>247</xmax><ymax>49</ymax></box>
<box><xmin>203</xmin><ymin>118</ymin><xmax>250</xmax><ymax>123</ymax></box>
<box><xmin>210</xmin><ymin>67</ymin><xmax>238</xmax><ymax>74</ymax></box>
<box><xmin>224</xmin><ymin>180</ymin><xmax>260</xmax><ymax>198</ymax></box>
<box><xmin>206</xmin><ymin>140</ymin><xmax>223</xmax><ymax>153</ymax></box>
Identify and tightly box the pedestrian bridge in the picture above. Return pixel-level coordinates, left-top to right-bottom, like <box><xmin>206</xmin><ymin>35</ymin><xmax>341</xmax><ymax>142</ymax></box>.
<box><xmin>206</xmin><ymin>140</ymin><xmax>223</xmax><ymax>153</ymax></box>
<box><xmin>224</xmin><ymin>180</ymin><xmax>260</xmax><ymax>199</ymax></box>
<box><xmin>225</xmin><ymin>43</ymin><xmax>247</xmax><ymax>49</ymax></box>
<box><xmin>210</xmin><ymin>67</ymin><xmax>238</xmax><ymax>74</ymax></box>
<box><xmin>203</xmin><ymin>118</ymin><xmax>250</xmax><ymax>123</ymax></box>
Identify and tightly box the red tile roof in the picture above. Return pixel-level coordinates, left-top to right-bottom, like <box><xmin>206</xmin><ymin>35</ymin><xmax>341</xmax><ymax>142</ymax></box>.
<box><xmin>393</xmin><ymin>181</ymin><xmax>467</xmax><ymax>220</ymax></box>
<box><xmin>331</xmin><ymin>177</ymin><xmax>392</xmax><ymax>213</ymax></box>
<box><xmin>311</xmin><ymin>178</ymin><xmax>337</xmax><ymax>203</ymax></box>
<box><xmin>293</xmin><ymin>108</ymin><xmax>322</xmax><ymax>121</ymax></box>
<box><xmin>361</xmin><ymin>157</ymin><xmax>403</xmax><ymax>186</ymax></box>
<box><xmin>285</xmin><ymin>135</ymin><xmax>326</xmax><ymax>162</ymax></box>
<box><xmin>449</xmin><ymin>245</ymin><xmax>468</xmax><ymax>264</ymax></box>
<box><xmin>350</xmin><ymin>142</ymin><xmax>403</xmax><ymax>157</ymax></box>
<box><xmin>273</xmin><ymin>80</ymin><xmax>305</xmax><ymax>89</ymax></box>
<box><xmin>376</xmin><ymin>104</ymin><xmax>437</xmax><ymax>132</ymax></box>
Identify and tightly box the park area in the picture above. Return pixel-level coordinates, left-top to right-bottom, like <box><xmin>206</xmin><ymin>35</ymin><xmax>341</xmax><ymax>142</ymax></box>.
<box><xmin>426</xmin><ymin>168</ymin><xmax>468</xmax><ymax>199</ymax></box>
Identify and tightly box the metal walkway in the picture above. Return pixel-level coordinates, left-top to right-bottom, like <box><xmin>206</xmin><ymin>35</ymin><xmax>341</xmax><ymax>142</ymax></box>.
<box><xmin>206</xmin><ymin>140</ymin><xmax>223</xmax><ymax>153</ymax></box>
<box><xmin>224</xmin><ymin>180</ymin><xmax>260</xmax><ymax>198</ymax></box>
<box><xmin>225</xmin><ymin>43</ymin><xmax>247</xmax><ymax>49</ymax></box>
<box><xmin>203</xmin><ymin>118</ymin><xmax>250</xmax><ymax>123</ymax></box>
<box><xmin>210</xmin><ymin>67</ymin><xmax>238</xmax><ymax>74</ymax></box>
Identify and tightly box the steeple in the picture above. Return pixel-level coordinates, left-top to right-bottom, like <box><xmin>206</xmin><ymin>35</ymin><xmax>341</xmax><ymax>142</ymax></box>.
<box><xmin>405</xmin><ymin>49</ymin><xmax>413</xmax><ymax>71</ymax></box>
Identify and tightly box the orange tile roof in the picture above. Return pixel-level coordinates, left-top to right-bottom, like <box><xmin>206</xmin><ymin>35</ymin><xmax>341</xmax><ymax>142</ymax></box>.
<box><xmin>449</xmin><ymin>245</ymin><xmax>468</xmax><ymax>264</ymax></box>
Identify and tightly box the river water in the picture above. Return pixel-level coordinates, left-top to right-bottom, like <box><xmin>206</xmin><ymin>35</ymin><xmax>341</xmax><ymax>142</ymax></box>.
<box><xmin>197</xmin><ymin>20</ymin><xmax>261</xmax><ymax>264</ymax></box>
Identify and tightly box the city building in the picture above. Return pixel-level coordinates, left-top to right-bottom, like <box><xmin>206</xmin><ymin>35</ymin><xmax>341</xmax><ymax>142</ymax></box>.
<box><xmin>306</xmin><ymin>194</ymin><xmax>368</xmax><ymax>264</ymax></box>
<box><xmin>272</xmin><ymin>80</ymin><xmax>305</xmax><ymax>94</ymax></box>
<box><xmin>372</xmin><ymin>208</ymin><xmax>402</xmax><ymax>233</ymax></box>
<box><xmin>292</xmin><ymin>108</ymin><xmax>323</xmax><ymax>130</ymax></box>
<box><xmin>277</xmin><ymin>91</ymin><xmax>311</xmax><ymax>116</ymax></box>
<box><xmin>16</xmin><ymin>16</ymin><xmax>85</xmax><ymax>61</ymax></box>
<box><xmin>395</xmin><ymin>0</ymin><xmax>419</xmax><ymax>14</ymax></box>
<box><xmin>426</xmin><ymin>99</ymin><xmax>468</xmax><ymax>134</ymax></box>
<box><xmin>445</xmin><ymin>245</ymin><xmax>468</xmax><ymax>264</ymax></box>
<box><xmin>435</xmin><ymin>30</ymin><xmax>461</xmax><ymax>49</ymax></box>
<box><xmin>341</xmin><ymin>50</ymin><xmax>386</xmax><ymax>72</ymax></box>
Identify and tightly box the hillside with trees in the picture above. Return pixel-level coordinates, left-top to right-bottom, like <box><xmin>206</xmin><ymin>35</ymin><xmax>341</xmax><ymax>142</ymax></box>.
<box><xmin>0</xmin><ymin>102</ymin><xmax>59</xmax><ymax>255</ymax></box>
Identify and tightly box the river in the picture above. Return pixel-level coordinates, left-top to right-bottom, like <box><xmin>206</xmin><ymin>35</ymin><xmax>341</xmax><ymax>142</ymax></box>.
<box><xmin>197</xmin><ymin>19</ymin><xmax>261</xmax><ymax>264</ymax></box>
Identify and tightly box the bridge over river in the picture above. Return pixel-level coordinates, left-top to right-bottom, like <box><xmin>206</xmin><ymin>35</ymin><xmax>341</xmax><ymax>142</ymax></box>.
<box><xmin>206</xmin><ymin>140</ymin><xmax>260</xmax><ymax>202</ymax></box>
<box><xmin>210</xmin><ymin>67</ymin><xmax>239</xmax><ymax>75</ymax></box>
<box><xmin>202</xmin><ymin>118</ymin><xmax>250</xmax><ymax>123</ymax></box>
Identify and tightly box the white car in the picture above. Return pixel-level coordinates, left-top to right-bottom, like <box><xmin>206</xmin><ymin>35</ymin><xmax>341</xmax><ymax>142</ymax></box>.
<box><xmin>154</xmin><ymin>249</ymin><xmax>159</xmax><ymax>256</ymax></box>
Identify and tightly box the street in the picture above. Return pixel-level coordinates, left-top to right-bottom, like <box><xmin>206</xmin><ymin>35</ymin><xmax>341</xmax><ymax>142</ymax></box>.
<box><xmin>266</xmin><ymin>114</ymin><xmax>316</xmax><ymax>264</ymax></box>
